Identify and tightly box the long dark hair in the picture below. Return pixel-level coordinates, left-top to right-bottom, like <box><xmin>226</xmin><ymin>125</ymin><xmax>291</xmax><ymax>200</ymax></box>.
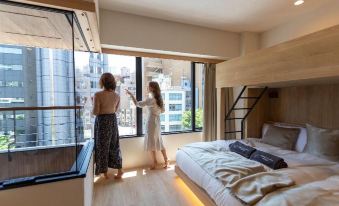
<box><xmin>149</xmin><ymin>81</ymin><xmax>164</xmax><ymax>109</ymax></box>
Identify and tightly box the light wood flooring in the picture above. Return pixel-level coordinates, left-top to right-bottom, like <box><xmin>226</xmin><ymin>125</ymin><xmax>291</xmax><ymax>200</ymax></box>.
<box><xmin>93</xmin><ymin>164</ymin><xmax>204</xmax><ymax>206</ymax></box>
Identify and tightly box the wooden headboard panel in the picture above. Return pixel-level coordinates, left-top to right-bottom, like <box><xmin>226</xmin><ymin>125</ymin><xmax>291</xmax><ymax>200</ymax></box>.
<box><xmin>246</xmin><ymin>83</ymin><xmax>339</xmax><ymax>137</ymax></box>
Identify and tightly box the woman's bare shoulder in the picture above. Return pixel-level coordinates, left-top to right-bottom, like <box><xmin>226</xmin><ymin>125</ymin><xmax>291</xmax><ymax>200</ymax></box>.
<box><xmin>94</xmin><ymin>91</ymin><xmax>104</xmax><ymax>97</ymax></box>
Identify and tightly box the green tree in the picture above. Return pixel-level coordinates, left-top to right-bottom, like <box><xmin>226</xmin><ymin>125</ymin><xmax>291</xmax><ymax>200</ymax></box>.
<box><xmin>0</xmin><ymin>135</ymin><xmax>11</xmax><ymax>150</ymax></box>
<box><xmin>182</xmin><ymin>108</ymin><xmax>203</xmax><ymax>129</ymax></box>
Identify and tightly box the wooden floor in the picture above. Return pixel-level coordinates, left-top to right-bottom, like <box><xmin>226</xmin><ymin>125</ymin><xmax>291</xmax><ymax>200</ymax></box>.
<box><xmin>93</xmin><ymin>164</ymin><xmax>204</xmax><ymax>206</ymax></box>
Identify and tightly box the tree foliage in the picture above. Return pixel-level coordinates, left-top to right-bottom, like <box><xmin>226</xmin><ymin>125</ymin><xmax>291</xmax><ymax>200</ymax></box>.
<box><xmin>182</xmin><ymin>108</ymin><xmax>203</xmax><ymax>129</ymax></box>
<box><xmin>0</xmin><ymin>135</ymin><xmax>11</xmax><ymax>150</ymax></box>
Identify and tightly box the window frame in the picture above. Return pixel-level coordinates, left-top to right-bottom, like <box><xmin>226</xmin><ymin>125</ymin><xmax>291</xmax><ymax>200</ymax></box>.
<box><xmin>116</xmin><ymin>58</ymin><xmax>203</xmax><ymax>138</ymax></box>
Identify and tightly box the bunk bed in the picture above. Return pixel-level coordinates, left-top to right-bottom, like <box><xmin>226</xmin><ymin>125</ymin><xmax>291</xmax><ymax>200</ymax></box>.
<box><xmin>175</xmin><ymin>24</ymin><xmax>339</xmax><ymax>206</ymax></box>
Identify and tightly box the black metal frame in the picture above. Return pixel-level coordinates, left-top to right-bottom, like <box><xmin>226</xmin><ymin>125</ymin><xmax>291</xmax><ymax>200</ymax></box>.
<box><xmin>135</xmin><ymin>57</ymin><xmax>143</xmax><ymax>136</ymax></box>
<box><xmin>191</xmin><ymin>62</ymin><xmax>196</xmax><ymax>131</ymax></box>
<box><xmin>225</xmin><ymin>86</ymin><xmax>268</xmax><ymax>139</ymax></box>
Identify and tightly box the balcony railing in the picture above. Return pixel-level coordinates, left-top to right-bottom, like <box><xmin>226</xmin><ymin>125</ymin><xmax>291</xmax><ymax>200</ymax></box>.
<box><xmin>0</xmin><ymin>106</ymin><xmax>84</xmax><ymax>152</ymax></box>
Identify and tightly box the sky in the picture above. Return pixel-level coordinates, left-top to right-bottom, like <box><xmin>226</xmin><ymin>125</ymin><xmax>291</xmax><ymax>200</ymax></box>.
<box><xmin>74</xmin><ymin>51</ymin><xmax>136</xmax><ymax>74</ymax></box>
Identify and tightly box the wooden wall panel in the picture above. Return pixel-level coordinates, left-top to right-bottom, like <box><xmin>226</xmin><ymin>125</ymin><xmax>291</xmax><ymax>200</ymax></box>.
<box><xmin>216</xmin><ymin>24</ymin><xmax>339</xmax><ymax>88</ymax></box>
<box><xmin>246</xmin><ymin>89</ymin><xmax>270</xmax><ymax>138</ymax></box>
<box><xmin>246</xmin><ymin>83</ymin><xmax>339</xmax><ymax>138</ymax></box>
<box><xmin>269</xmin><ymin>84</ymin><xmax>339</xmax><ymax>129</ymax></box>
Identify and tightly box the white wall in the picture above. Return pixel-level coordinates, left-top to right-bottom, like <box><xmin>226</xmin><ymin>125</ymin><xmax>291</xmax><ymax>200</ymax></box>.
<box><xmin>120</xmin><ymin>132</ymin><xmax>202</xmax><ymax>169</ymax></box>
<box><xmin>261</xmin><ymin>1</ymin><xmax>339</xmax><ymax>48</ymax></box>
<box><xmin>99</xmin><ymin>10</ymin><xmax>240</xmax><ymax>59</ymax></box>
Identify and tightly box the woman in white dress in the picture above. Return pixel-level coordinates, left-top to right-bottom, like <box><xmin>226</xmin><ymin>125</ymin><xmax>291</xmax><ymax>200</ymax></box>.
<box><xmin>126</xmin><ymin>81</ymin><xmax>168</xmax><ymax>169</ymax></box>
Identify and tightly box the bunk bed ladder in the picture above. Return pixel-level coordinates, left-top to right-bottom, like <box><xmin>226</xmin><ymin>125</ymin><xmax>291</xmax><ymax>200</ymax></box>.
<box><xmin>225</xmin><ymin>86</ymin><xmax>268</xmax><ymax>139</ymax></box>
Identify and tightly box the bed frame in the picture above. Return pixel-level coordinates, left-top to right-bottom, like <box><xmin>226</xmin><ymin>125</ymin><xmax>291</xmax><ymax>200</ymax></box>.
<box><xmin>175</xmin><ymin>165</ymin><xmax>217</xmax><ymax>206</ymax></box>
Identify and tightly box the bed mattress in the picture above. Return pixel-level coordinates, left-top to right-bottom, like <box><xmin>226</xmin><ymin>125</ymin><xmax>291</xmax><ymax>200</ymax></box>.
<box><xmin>176</xmin><ymin>139</ymin><xmax>336</xmax><ymax>206</ymax></box>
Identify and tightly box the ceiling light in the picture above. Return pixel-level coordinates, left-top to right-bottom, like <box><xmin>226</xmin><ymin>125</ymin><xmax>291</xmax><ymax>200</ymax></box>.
<box><xmin>294</xmin><ymin>0</ymin><xmax>304</xmax><ymax>6</ymax></box>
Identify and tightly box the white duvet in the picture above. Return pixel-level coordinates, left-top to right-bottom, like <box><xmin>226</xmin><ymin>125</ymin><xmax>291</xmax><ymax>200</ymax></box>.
<box><xmin>176</xmin><ymin>139</ymin><xmax>338</xmax><ymax>206</ymax></box>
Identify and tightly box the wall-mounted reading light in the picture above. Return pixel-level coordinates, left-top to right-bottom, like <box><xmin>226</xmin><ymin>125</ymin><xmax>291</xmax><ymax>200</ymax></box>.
<box><xmin>294</xmin><ymin>0</ymin><xmax>304</xmax><ymax>6</ymax></box>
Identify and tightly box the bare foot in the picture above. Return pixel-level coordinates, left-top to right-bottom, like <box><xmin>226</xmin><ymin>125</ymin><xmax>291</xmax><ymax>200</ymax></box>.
<box><xmin>103</xmin><ymin>173</ymin><xmax>109</xmax><ymax>179</ymax></box>
<box><xmin>150</xmin><ymin>162</ymin><xmax>157</xmax><ymax>170</ymax></box>
<box><xmin>163</xmin><ymin>158</ymin><xmax>169</xmax><ymax>169</ymax></box>
<box><xmin>114</xmin><ymin>171</ymin><xmax>123</xmax><ymax>179</ymax></box>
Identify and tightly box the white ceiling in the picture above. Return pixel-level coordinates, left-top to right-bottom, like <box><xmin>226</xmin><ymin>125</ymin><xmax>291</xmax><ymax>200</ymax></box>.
<box><xmin>99</xmin><ymin>0</ymin><xmax>333</xmax><ymax>32</ymax></box>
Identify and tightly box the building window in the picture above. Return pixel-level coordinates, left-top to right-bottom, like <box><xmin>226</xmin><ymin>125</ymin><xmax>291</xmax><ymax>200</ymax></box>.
<box><xmin>169</xmin><ymin>104</ymin><xmax>182</xmax><ymax>111</ymax></box>
<box><xmin>169</xmin><ymin>125</ymin><xmax>182</xmax><ymax>131</ymax></box>
<box><xmin>160</xmin><ymin>114</ymin><xmax>165</xmax><ymax>122</ymax></box>
<box><xmin>169</xmin><ymin>93</ymin><xmax>182</xmax><ymax>100</ymax></box>
<box><xmin>169</xmin><ymin>114</ymin><xmax>182</xmax><ymax>121</ymax></box>
<box><xmin>5</xmin><ymin>81</ymin><xmax>23</xmax><ymax>87</ymax></box>
<box><xmin>0</xmin><ymin>47</ymin><xmax>22</xmax><ymax>54</ymax></box>
<box><xmin>0</xmin><ymin>64</ymin><xmax>23</xmax><ymax>71</ymax></box>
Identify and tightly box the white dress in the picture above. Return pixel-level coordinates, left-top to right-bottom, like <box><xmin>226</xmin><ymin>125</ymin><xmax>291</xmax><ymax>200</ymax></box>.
<box><xmin>137</xmin><ymin>95</ymin><xmax>165</xmax><ymax>151</ymax></box>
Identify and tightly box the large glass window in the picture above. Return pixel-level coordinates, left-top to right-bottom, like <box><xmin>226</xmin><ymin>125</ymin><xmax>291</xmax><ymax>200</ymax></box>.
<box><xmin>142</xmin><ymin>58</ymin><xmax>192</xmax><ymax>133</ymax></box>
<box><xmin>0</xmin><ymin>44</ymin><xmax>77</xmax><ymax>149</ymax></box>
<box><xmin>75</xmin><ymin>53</ymin><xmax>137</xmax><ymax>136</ymax></box>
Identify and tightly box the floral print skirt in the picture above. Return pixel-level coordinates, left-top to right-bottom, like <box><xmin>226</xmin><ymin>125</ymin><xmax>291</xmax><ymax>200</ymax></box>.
<box><xmin>94</xmin><ymin>113</ymin><xmax>122</xmax><ymax>175</ymax></box>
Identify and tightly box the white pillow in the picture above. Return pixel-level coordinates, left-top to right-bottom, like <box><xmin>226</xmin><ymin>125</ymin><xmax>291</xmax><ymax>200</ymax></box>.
<box><xmin>262</xmin><ymin>122</ymin><xmax>307</xmax><ymax>152</ymax></box>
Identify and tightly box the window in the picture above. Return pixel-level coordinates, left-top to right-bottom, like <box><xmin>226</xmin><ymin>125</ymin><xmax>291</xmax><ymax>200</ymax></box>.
<box><xmin>5</xmin><ymin>81</ymin><xmax>23</xmax><ymax>87</ymax></box>
<box><xmin>169</xmin><ymin>104</ymin><xmax>182</xmax><ymax>111</ymax></box>
<box><xmin>160</xmin><ymin>114</ymin><xmax>165</xmax><ymax>122</ymax></box>
<box><xmin>142</xmin><ymin>58</ymin><xmax>196</xmax><ymax>133</ymax></box>
<box><xmin>75</xmin><ymin>53</ymin><xmax>137</xmax><ymax>136</ymax></box>
<box><xmin>169</xmin><ymin>114</ymin><xmax>182</xmax><ymax>121</ymax></box>
<box><xmin>0</xmin><ymin>47</ymin><xmax>22</xmax><ymax>54</ymax></box>
<box><xmin>169</xmin><ymin>125</ymin><xmax>182</xmax><ymax>131</ymax></box>
<box><xmin>74</xmin><ymin>54</ymin><xmax>204</xmax><ymax>137</ymax></box>
<box><xmin>0</xmin><ymin>44</ymin><xmax>77</xmax><ymax>149</ymax></box>
<box><xmin>169</xmin><ymin>93</ymin><xmax>182</xmax><ymax>100</ymax></box>
<box><xmin>0</xmin><ymin>64</ymin><xmax>23</xmax><ymax>71</ymax></box>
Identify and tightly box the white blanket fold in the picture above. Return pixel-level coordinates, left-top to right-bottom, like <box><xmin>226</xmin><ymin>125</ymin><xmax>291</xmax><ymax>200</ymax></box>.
<box><xmin>257</xmin><ymin>175</ymin><xmax>339</xmax><ymax>206</ymax></box>
<box><xmin>180</xmin><ymin>143</ymin><xmax>267</xmax><ymax>186</ymax></box>
<box><xmin>229</xmin><ymin>172</ymin><xmax>294</xmax><ymax>205</ymax></box>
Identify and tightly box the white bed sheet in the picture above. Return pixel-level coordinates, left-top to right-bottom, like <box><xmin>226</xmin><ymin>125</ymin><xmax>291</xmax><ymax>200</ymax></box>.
<box><xmin>176</xmin><ymin>139</ymin><xmax>337</xmax><ymax>206</ymax></box>
<box><xmin>176</xmin><ymin>149</ymin><xmax>243</xmax><ymax>206</ymax></box>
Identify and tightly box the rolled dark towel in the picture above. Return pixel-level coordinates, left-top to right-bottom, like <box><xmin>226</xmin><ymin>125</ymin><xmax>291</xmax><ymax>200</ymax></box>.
<box><xmin>229</xmin><ymin>141</ymin><xmax>256</xmax><ymax>158</ymax></box>
<box><xmin>250</xmin><ymin>150</ymin><xmax>288</xmax><ymax>170</ymax></box>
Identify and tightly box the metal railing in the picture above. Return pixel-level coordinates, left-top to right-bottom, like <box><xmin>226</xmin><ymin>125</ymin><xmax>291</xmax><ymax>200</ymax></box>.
<box><xmin>0</xmin><ymin>106</ymin><xmax>83</xmax><ymax>160</ymax></box>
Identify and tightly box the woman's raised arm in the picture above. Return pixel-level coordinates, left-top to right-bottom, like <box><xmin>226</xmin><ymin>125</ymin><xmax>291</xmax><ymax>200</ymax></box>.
<box><xmin>125</xmin><ymin>89</ymin><xmax>137</xmax><ymax>105</ymax></box>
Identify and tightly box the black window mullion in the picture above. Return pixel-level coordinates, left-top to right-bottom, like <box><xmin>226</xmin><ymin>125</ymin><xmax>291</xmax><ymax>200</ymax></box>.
<box><xmin>136</xmin><ymin>57</ymin><xmax>143</xmax><ymax>136</ymax></box>
<box><xmin>191</xmin><ymin>62</ymin><xmax>196</xmax><ymax>131</ymax></box>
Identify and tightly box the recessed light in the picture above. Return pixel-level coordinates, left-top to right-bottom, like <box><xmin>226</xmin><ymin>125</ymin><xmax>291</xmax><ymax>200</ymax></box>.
<box><xmin>294</xmin><ymin>0</ymin><xmax>304</xmax><ymax>6</ymax></box>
